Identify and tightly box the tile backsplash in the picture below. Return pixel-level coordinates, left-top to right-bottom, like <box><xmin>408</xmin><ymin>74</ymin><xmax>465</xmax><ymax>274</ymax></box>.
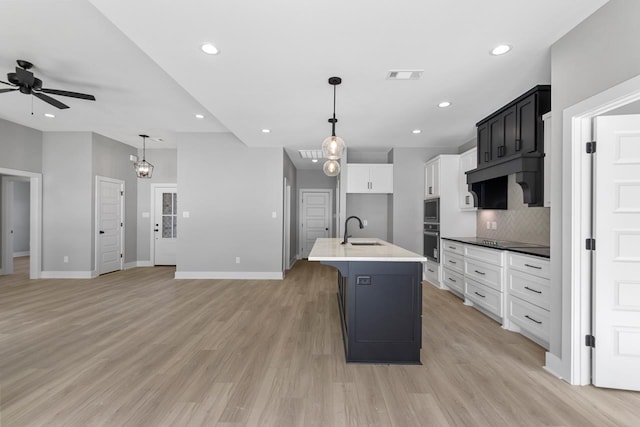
<box><xmin>476</xmin><ymin>174</ymin><xmax>550</xmax><ymax>246</ymax></box>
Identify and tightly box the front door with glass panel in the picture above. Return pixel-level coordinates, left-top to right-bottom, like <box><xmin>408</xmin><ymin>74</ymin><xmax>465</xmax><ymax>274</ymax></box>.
<box><xmin>154</xmin><ymin>186</ymin><xmax>177</xmax><ymax>265</ymax></box>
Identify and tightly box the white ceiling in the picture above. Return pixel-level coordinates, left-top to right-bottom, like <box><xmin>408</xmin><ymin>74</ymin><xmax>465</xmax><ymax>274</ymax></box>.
<box><xmin>0</xmin><ymin>0</ymin><xmax>609</xmax><ymax>168</ymax></box>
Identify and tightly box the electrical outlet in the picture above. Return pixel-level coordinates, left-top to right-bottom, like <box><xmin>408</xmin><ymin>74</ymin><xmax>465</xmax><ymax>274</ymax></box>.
<box><xmin>63</xmin><ymin>256</ymin><xmax>69</xmax><ymax>263</ymax></box>
<box><xmin>235</xmin><ymin>257</ymin><xmax>240</xmax><ymax>264</ymax></box>
<box><xmin>272</xmin><ymin>211</ymin><xmax>277</xmax><ymax>218</ymax></box>
<box><xmin>486</xmin><ymin>221</ymin><xmax>491</xmax><ymax>229</ymax></box>
<box><xmin>363</xmin><ymin>219</ymin><xmax>368</xmax><ymax>227</ymax></box>
<box><xmin>491</xmin><ymin>221</ymin><xmax>497</xmax><ymax>230</ymax></box>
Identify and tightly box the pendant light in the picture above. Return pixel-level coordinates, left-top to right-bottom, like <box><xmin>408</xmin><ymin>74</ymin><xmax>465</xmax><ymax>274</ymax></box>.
<box><xmin>322</xmin><ymin>76</ymin><xmax>345</xmax><ymax>176</ymax></box>
<box><xmin>134</xmin><ymin>134</ymin><xmax>154</xmax><ymax>178</ymax></box>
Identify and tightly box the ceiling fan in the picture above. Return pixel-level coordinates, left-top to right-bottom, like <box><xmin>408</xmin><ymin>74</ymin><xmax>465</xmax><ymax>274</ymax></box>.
<box><xmin>0</xmin><ymin>59</ymin><xmax>96</xmax><ymax>109</ymax></box>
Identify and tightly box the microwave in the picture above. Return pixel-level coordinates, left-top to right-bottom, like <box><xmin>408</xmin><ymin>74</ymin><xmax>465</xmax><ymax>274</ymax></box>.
<box><xmin>424</xmin><ymin>198</ymin><xmax>439</xmax><ymax>223</ymax></box>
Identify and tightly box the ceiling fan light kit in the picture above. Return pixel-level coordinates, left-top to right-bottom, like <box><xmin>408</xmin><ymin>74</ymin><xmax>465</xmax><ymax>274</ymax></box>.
<box><xmin>0</xmin><ymin>60</ymin><xmax>96</xmax><ymax>110</ymax></box>
<box><xmin>134</xmin><ymin>134</ymin><xmax>154</xmax><ymax>178</ymax></box>
<box><xmin>321</xmin><ymin>76</ymin><xmax>346</xmax><ymax>176</ymax></box>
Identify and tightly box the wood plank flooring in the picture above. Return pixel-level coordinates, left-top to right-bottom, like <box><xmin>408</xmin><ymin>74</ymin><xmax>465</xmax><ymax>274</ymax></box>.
<box><xmin>1</xmin><ymin>257</ymin><xmax>639</xmax><ymax>426</ymax></box>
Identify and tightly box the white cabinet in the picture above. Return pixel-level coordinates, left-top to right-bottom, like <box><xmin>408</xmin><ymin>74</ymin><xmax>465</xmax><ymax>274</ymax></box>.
<box><xmin>458</xmin><ymin>148</ymin><xmax>477</xmax><ymax>210</ymax></box>
<box><xmin>442</xmin><ymin>240</ymin><xmax>465</xmax><ymax>298</ymax></box>
<box><xmin>505</xmin><ymin>252</ymin><xmax>551</xmax><ymax>349</ymax></box>
<box><xmin>347</xmin><ymin>164</ymin><xmax>393</xmax><ymax>193</ymax></box>
<box><xmin>424</xmin><ymin>259</ymin><xmax>440</xmax><ymax>286</ymax></box>
<box><xmin>463</xmin><ymin>245</ymin><xmax>506</xmax><ymax>321</ymax></box>
<box><xmin>543</xmin><ymin>112</ymin><xmax>552</xmax><ymax>207</ymax></box>
<box><xmin>424</xmin><ymin>159</ymin><xmax>440</xmax><ymax>198</ymax></box>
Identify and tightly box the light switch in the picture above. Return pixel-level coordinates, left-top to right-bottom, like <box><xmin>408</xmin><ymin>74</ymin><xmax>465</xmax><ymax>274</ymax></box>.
<box><xmin>486</xmin><ymin>221</ymin><xmax>491</xmax><ymax>229</ymax></box>
<box><xmin>491</xmin><ymin>221</ymin><xmax>497</xmax><ymax>230</ymax></box>
<box><xmin>183</xmin><ymin>211</ymin><xmax>190</xmax><ymax>218</ymax></box>
<box><xmin>272</xmin><ymin>211</ymin><xmax>277</xmax><ymax>218</ymax></box>
<box><xmin>363</xmin><ymin>219</ymin><xmax>368</xmax><ymax>226</ymax></box>
<box><xmin>142</xmin><ymin>212</ymin><xmax>150</xmax><ymax>218</ymax></box>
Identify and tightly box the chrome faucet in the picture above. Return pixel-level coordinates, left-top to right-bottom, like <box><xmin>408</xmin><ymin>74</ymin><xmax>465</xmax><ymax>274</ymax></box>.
<box><xmin>342</xmin><ymin>215</ymin><xmax>364</xmax><ymax>244</ymax></box>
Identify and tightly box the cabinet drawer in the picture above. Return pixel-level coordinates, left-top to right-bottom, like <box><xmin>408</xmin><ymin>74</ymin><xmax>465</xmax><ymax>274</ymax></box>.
<box><xmin>464</xmin><ymin>245</ymin><xmax>504</xmax><ymax>266</ymax></box>
<box><xmin>507</xmin><ymin>252</ymin><xmax>550</xmax><ymax>279</ymax></box>
<box><xmin>465</xmin><ymin>278</ymin><xmax>503</xmax><ymax>318</ymax></box>
<box><xmin>442</xmin><ymin>240</ymin><xmax>464</xmax><ymax>255</ymax></box>
<box><xmin>424</xmin><ymin>260</ymin><xmax>440</xmax><ymax>285</ymax></box>
<box><xmin>507</xmin><ymin>269</ymin><xmax>550</xmax><ymax>311</ymax></box>
<box><xmin>464</xmin><ymin>259</ymin><xmax>503</xmax><ymax>292</ymax></box>
<box><xmin>442</xmin><ymin>268</ymin><xmax>464</xmax><ymax>295</ymax></box>
<box><xmin>443</xmin><ymin>251</ymin><xmax>464</xmax><ymax>274</ymax></box>
<box><xmin>507</xmin><ymin>295</ymin><xmax>550</xmax><ymax>345</ymax></box>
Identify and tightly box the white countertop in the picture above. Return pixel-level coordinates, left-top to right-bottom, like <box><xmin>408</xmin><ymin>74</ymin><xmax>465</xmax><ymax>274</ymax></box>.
<box><xmin>308</xmin><ymin>238</ymin><xmax>427</xmax><ymax>262</ymax></box>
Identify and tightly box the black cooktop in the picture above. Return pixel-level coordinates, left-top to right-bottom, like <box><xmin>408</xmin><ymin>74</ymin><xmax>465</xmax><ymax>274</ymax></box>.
<box><xmin>443</xmin><ymin>237</ymin><xmax>550</xmax><ymax>258</ymax></box>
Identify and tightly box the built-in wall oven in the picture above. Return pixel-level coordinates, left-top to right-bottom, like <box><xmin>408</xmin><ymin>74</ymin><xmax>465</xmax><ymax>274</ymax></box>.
<box><xmin>423</xmin><ymin>198</ymin><xmax>440</xmax><ymax>262</ymax></box>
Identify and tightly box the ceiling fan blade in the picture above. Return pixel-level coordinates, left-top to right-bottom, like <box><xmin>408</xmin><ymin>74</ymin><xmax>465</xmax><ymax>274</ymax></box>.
<box><xmin>40</xmin><ymin>88</ymin><xmax>95</xmax><ymax>101</ymax></box>
<box><xmin>0</xmin><ymin>80</ymin><xmax>16</xmax><ymax>87</ymax></box>
<box><xmin>33</xmin><ymin>92</ymin><xmax>69</xmax><ymax>109</ymax></box>
<box><xmin>0</xmin><ymin>88</ymin><xmax>18</xmax><ymax>93</ymax></box>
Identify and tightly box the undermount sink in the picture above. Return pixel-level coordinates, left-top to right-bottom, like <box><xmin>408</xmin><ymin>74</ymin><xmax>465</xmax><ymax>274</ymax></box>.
<box><xmin>350</xmin><ymin>242</ymin><xmax>382</xmax><ymax>246</ymax></box>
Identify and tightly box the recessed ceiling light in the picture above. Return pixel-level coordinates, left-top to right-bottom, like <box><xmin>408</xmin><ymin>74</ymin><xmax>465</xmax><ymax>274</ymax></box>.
<box><xmin>261</xmin><ymin>129</ymin><xmax>271</xmax><ymax>133</ymax></box>
<box><xmin>491</xmin><ymin>44</ymin><xmax>512</xmax><ymax>56</ymax></box>
<box><xmin>311</xmin><ymin>159</ymin><xmax>318</xmax><ymax>163</ymax></box>
<box><xmin>195</xmin><ymin>114</ymin><xmax>204</xmax><ymax>119</ymax></box>
<box><xmin>201</xmin><ymin>43</ymin><xmax>219</xmax><ymax>55</ymax></box>
<box><xmin>438</xmin><ymin>101</ymin><xmax>451</xmax><ymax>108</ymax></box>
<box><xmin>44</xmin><ymin>113</ymin><xmax>55</xmax><ymax>118</ymax></box>
<box><xmin>412</xmin><ymin>129</ymin><xmax>422</xmax><ymax>134</ymax></box>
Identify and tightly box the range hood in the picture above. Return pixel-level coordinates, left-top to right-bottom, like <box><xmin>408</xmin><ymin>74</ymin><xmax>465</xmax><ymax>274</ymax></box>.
<box><xmin>466</xmin><ymin>154</ymin><xmax>543</xmax><ymax>209</ymax></box>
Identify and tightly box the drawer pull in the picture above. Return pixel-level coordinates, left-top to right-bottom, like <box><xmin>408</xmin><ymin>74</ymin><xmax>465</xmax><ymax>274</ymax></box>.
<box><xmin>448</xmin><ymin>277</ymin><xmax>457</xmax><ymax>283</ymax></box>
<box><xmin>428</xmin><ymin>268</ymin><xmax>434</xmax><ymax>273</ymax></box>
<box><xmin>524</xmin><ymin>263</ymin><xmax>542</xmax><ymax>270</ymax></box>
<box><xmin>449</xmin><ymin>260</ymin><xmax>457</xmax><ymax>264</ymax></box>
<box><xmin>448</xmin><ymin>246</ymin><xmax>457</xmax><ymax>250</ymax></box>
<box><xmin>525</xmin><ymin>315</ymin><xmax>542</xmax><ymax>324</ymax></box>
<box><xmin>524</xmin><ymin>286</ymin><xmax>542</xmax><ymax>294</ymax></box>
<box><xmin>474</xmin><ymin>291</ymin><xmax>486</xmax><ymax>298</ymax></box>
<box><xmin>474</xmin><ymin>270</ymin><xmax>486</xmax><ymax>275</ymax></box>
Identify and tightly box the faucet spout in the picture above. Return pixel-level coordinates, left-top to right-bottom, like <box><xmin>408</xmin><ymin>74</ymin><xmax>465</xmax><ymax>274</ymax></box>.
<box><xmin>342</xmin><ymin>215</ymin><xmax>364</xmax><ymax>244</ymax></box>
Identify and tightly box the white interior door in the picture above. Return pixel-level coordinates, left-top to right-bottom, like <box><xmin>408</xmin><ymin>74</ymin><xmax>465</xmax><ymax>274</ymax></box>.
<box><xmin>593</xmin><ymin>114</ymin><xmax>640</xmax><ymax>391</ymax></box>
<box><xmin>154</xmin><ymin>186</ymin><xmax>177</xmax><ymax>265</ymax></box>
<box><xmin>97</xmin><ymin>178</ymin><xmax>123</xmax><ymax>275</ymax></box>
<box><xmin>299</xmin><ymin>189</ymin><xmax>331</xmax><ymax>258</ymax></box>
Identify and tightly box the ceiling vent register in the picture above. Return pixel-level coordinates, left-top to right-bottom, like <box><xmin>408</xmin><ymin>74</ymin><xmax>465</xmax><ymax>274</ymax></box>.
<box><xmin>386</xmin><ymin>70</ymin><xmax>424</xmax><ymax>80</ymax></box>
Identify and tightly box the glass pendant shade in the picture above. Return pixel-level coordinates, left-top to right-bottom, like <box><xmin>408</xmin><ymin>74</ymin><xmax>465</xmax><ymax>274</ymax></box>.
<box><xmin>321</xmin><ymin>135</ymin><xmax>345</xmax><ymax>160</ymax></box>
<box><xmin>134</xmin><ymin>159</ymin><xmax>154</xmax><ymax>178</ymax></box>
<box><xmin>323</xmin><ymin>159</ymin><xmax>341</xmax><ymax>177</ymax></box>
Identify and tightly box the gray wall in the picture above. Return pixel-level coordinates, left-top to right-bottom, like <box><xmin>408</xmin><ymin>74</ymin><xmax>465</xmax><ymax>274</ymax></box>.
<box><xmin>42</xmin><ymin>132</ymin><xmax>93</xmax><ymax>272</ymax></box>
<box><xmin>92</xmin><ymin>133</ymin><xmax>138</xmax><ymax>266</ymax></box>
<box><xmin>391</xmin><ymin>147</ymin><xmax>458</xmax><ymax>253</ymax></box>
<box><xmin>12</xmin><ymin>180</ymin><xmax>30</xmax><ymax>254</ymax></box>
<box><xmin>283</xmin><ymin>151</ymin><xmax>297</xmax><ymax>263</ymax></box>
<box><xmin>346</xmin><ymin>194</ymin><xmax>390</xmax><ymax>241</ymax></box>
<box><xmin>550</xmin><ymin>0</ymin><xmax>640</xmax><ymax>374</ymax></box>
<box><xmin>0</xmin><ymin>118</ymin><xmax>43</xmax><ymax>173</ymax></box>
<box><xmin>136</xmin><ymin>148</ymin><xmax>178</xmax><ymax>263</ymax></box>
<box><xmin>176</xmin><ymin>133</ymin><xmax>283</xmax><ymax>274</ymax></box>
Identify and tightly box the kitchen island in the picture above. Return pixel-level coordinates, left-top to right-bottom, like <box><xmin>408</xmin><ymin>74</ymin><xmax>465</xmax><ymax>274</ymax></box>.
<box><xmin>308</xmin><ymin>238</ymin><xmax>427</xmax><ymax>364</ymax></box>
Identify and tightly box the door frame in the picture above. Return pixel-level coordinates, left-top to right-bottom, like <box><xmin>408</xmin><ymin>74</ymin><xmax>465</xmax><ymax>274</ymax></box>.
<box><xmin>150</xmin><ymin>183</ymin><xmax>177</xmax><ymax>266</ymax></box>
<box><xmin>560</xmin><ymin>73</ymin><xmax>640</xmax><ymax>385</ymax></box>
<box><xmin>0</xmin><ymin>168</ymin><xmax>42</xmax><ymax>279</ymax></box>
<box><xmin>298</xmin><ymin>188</ymin><xmax>333</xmax><ymax>259</ymax></box>
<box><xmin>95</xmin><ymin>176</ymin><xmax>125</xmax><ymax>275</ymax></box>
<box><xmin>282</xmin><ymin>178</ymin><xmax>291</xmax><ymax>271</ymax></box>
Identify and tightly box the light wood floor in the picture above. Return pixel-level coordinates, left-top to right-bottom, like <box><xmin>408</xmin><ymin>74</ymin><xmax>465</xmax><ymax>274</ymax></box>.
<box><xmin>1</xmin><ymin>257</ymin><xmax>639</xmax><ymax>426</ymax></box>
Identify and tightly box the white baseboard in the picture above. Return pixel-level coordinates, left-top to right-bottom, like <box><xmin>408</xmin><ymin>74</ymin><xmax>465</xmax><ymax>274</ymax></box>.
<box><xmin>288</xmin><ymin>257</ymin><xmax>297</xmax><ymax>269</ymax></box>
<box><xmin>124</xmin><ymin>261</ymin><xmax>153</xmax><ymax>269</ymax></box>
<box><xmin>544</xmin><ymin>352</ymin><xmax>566</xmax><ymax>382</ymax></box>
<box><xmin>40</xmin><ymin>271</ymin><xmax>95</xmax><ymax>279</ymax></box>
<box><xmin>13</xmin><ymin>251</ymin><xmax>30</xmax><ymax>257</ymax></box>
<box><xmin>174</xmin><ymin>271</ymin><xmax>284</xmax><ymax>280</ymax></box>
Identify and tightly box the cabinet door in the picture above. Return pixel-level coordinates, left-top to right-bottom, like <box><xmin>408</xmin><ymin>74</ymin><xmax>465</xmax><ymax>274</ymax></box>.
<box><xmin>431</xmin><ymin>160</ymin><xmax>440</xmax><ymax>197</ymax></box>
<box><xmin>477</xmin><ymin>123</ymin><xmax>490</xmax><ymax>167</ymax></box>
<box><xmin>543</xmin><ymin>113</ymin><xmax>551</xmax><ymax>207</ymax></box>
<box><xmin>488</xmin><ymin>115</ymin><xmax>503</xmax><ymax>162</ymax></box>
<box><xmin>459</xmin><ymin>148</ymin><xmax>477</xmax><ymax>209</ymax></box>
<box><xmin>346</xmin><ymin>164</ymin><xmax>371</xmax><ymax>193</ymax></box>
<box><xmin>517</xmin><ymin>93</ymin><xmax>537</xmax><ymax>153</ymax></box>
<box><xmin>502</xmin><ymin>105</ymin><xmax>517</xmax><ymax>157</ymax></box>
<box><xmin>425</xmin><ymin>162</ymin><xmax>435</xmax><ymax>197</ymax></box>
<box><xmin>368</xmin><ymin>164</ymin><xmax>393</xmax><ymax>193</ymax></box>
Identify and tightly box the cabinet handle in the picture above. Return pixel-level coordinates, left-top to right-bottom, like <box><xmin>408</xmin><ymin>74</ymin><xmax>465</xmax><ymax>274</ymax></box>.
<box><xmin>448</xmin><ymin>277</ymin><xmax>457</xmax><ymax>283</ymax></box>
<box><xmin>449</xmin><ymin>260</ymin><xmax>457</xmax><ymax>264</ymax></box>
<box><xmin>428</xmin><ymin>186</ymin><xmax>432</xmax><ymax>195</ymax></box>
<box><xmin>448</xmin><ymin>246</ymin><xmax>457</xmax><ymax>250</ymax></box>
<box><xmin>465</xmin><ymin>195</ymin><xmax>470</xmax><ymax>205</ymax></box>
<box><xmin>474</xmin><ymin>291</ymin><xmax>486</xmax><ymax>298</ymax></box>
<box><xmin>474</xmin><ymin>270</ymin><xmax>486</xmax><ymax>275</ymax></box>
<box><xmin>497</xmin><ymin>146</ymin><xmax>505</xmax><ymax>157</ymax></box>
<box><xmin>428</xmin><ymin>268</ymin><xmax>434</xmax><ymax>273</ymax></box>
<box><xmin>515</xmin><ymin>139</ymin><xmax>522</xmax><ymax>151</ymax></box>
<box><xmin>484</xmin><ymin>152</ymin><xmax>489</xmax><ymax>162</ymax></box>
<box><xmin>525</xmin><ymin>315</ymin><xmax>542</xmax><ymax>324</ymax></box>
<box><xmin>524</xmin><ymin>286</ymin><xmax>542</xmax><ymax>294</ymax></box>
<box><xmin>524</xmin><ymin>263</ymin><xmax>542</xmax><ymax>270</ymax></box>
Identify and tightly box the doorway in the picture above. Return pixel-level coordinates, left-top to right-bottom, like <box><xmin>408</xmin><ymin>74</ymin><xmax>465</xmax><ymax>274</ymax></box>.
<box><xmin>563</xmin><ymin>73</ymin><xmax>640</xmax><ymax>389</ymax></box>
<box><xmin>96</xmin><ymin>176</ymin><xmax>124</xmax><ymax>275</ymax></box>
<box><xmin>283</xmin><ymin>178</ymin><xmax>292</xmax><ymax>271</ymax></box>
<box><xmin>152</xmin><ymin>184</ymin><xmax>177</xmax><ymax>265</ymax></box>
<box><xmin>0</xmin><ymin>169</ymin><xmax>42</xmax><ymax>279</ymax></box>
<box><xmin>298</xmin><ymin>189</ymin><xmax>332</xmax><ymax>259</ymax></box>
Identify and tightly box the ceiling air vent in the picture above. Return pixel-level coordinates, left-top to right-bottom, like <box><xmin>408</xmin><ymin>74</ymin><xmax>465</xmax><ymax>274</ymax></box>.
<box><xmin>386</xmin><ymin>70</ymin><xmax>424</xmax><ymax>80</ymax></box>
<box><xmin>298</xmin><ymin>149</ymin><xmax>325</xmax><ymax>160</ymax></box>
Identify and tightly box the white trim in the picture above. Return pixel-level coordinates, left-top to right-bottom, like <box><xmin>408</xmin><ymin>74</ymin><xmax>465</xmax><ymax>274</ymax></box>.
<box><xmin>41</xmin><ymin>271</ymin><xmax>95</xmax><ymax>279</ymax></box>
<box><xmin>95</xmin><ymin>176</ymin><xmax>125</xmax><ymax>275</ymax></box>
<box><xmin>124</xmin><ymin>261</ymin><xmax>153</xmax><ymax>269</ymax></box>
<box><xmin>174</xmin><ymin>271</ymin><xmax>284</xmax><ymax>280</ymax></box>
<box><xmin>0</xmin><ymin>168</ymin><xmax>42</xmax><ymax>279</ymax></box>
<box><xmin>298</xmin><ymin>188</ymin><xmax>333</xmax><ymax>258</ymax></box>
<box><xmin>149</xmin><ymin>183</ymin><xmax>177</xmax><ymax>266</ymax></box>
<box><xmin>13</xmin><ymin>251</ymin><xmax>30</xmax><ymax>257</ymax></box>
<box><xmin>559</xmin><ymin>73</ymin><xmax>640</xmax><ymax>385</ymax></box>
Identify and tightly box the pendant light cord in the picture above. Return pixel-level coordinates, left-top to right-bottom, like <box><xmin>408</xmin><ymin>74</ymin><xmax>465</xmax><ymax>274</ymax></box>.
<box><xmin>331</xmin><ymin>84</ymin><xmax>337</xmax><ymax>137</ymax></box>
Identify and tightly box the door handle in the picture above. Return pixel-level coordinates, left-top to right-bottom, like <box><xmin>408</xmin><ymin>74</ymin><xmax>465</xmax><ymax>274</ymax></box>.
<box><xmin>154</xmin><ymin>229</ymin><xmax>159</xmax><ymax>232</ymax></box>
<box><xmin>325</xmin><ymin>228</ymin><xmax>328</xmax><ymax>231</ymax></box>
<box><xmin>99</xmin><ymin>230</ymin><xmax>105</xmax><ymax>234</ymax></box>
